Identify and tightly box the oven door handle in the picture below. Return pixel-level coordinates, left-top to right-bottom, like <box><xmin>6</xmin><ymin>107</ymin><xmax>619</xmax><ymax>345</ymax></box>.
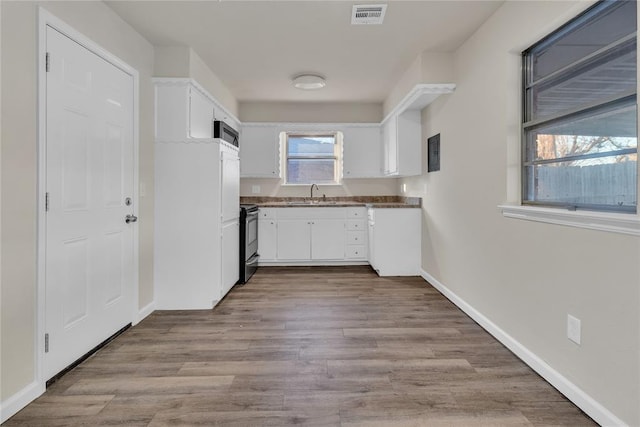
<box><xmin>246</xmin><ymin>211</ymin><xmax>259</xmax><ymax>220</ymax></box>
<box><xmin>246</xmin><ymin>254</ymin><xmax>260</xmax><ymax>266</ymax></box>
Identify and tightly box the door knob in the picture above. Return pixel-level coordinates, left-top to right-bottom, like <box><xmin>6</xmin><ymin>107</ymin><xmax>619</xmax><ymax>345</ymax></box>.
<box><xmin>125</xmin><ymin>214</ymin><xmax>138</xmax><ymax>224</ymax></box>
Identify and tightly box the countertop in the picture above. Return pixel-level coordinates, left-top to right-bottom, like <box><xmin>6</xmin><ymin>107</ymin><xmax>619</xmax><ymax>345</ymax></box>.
<box><xmin>240</xmin><ymin>196</ymin><xmax>421</xmax><ymax>209</ymax></box>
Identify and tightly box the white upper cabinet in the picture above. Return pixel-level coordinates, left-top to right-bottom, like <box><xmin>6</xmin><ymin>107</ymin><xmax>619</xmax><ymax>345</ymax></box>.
<box><xmin>154</xmin><ymin>78</ymin><xmax>239</xmax><ymax>141</ymax></box>
<box><xmin>382</xmin><ymin>116</ymin><xmax>398</xmax><ymax>175</ymax></box>
<box><xmin>240</xmin><ymin>124</ymin><xmax>281</xmax><ymax>178</ymax></box>
<box><xmin>189</xmin><ymin>86</ymin><xmax>215</xmax><ymax>138</ymax></box>
<box><xmin>381</xmin><ymin>109</ymin><xmax>421</xmax><ymax>177</ymax></box>
<box><xmin>342</xmin><ymin>125</ymin><xmax>383</xmax><ymax>178</ymax></box>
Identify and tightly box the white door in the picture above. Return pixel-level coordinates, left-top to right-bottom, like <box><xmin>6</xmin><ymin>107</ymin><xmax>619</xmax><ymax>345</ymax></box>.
<box><xmin>45</xmin><ymin>26</ymin><xmax>135</xmax><ymax>380</ymax></box>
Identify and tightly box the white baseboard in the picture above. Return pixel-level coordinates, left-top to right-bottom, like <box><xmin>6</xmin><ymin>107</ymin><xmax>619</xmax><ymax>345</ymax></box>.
<box><xmin>420</xmin><ymin>269</ymin><xmax>627</xmax><ymax>427</ymax></box>
<box><xmin>134</xmin><ymin>301</ymin><xmax>156</xmax><ymax>325</ymax></box>
<box><xmin>0</xmin><ymin>381</ymin><xmax>45</xmax><ymax>424</ymax></box>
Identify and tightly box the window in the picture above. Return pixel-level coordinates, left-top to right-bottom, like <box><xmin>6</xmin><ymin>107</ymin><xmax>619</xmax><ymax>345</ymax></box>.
<box><xmin>284</xmin><ymin>133</ymin><xmax>341</xmax><ymax>184</ymax></box>
<box><xmin>522</xmin><ymin>0</ymin><xmax>637</xmax><ymax>213</ymax></box>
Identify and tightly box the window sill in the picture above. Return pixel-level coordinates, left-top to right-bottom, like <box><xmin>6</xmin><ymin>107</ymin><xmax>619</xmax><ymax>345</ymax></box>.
<box><xmin>499</xmin><ymin>204</ymin><xmax>640</xmax><ymax>236</ymax></box>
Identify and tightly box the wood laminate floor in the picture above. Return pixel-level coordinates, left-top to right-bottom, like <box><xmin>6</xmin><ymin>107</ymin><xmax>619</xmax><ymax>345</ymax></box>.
<box><xmin>5</xmin><ymin>266</ymin><xmax>597</xmax><ymax>426</ymax></box>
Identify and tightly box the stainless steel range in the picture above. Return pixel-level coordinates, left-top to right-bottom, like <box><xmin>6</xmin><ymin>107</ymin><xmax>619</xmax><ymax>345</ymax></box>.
<box><xmin>239</xmin><ymin>204</ymin><xmax>259</xmax><ymax>283</ymax></box>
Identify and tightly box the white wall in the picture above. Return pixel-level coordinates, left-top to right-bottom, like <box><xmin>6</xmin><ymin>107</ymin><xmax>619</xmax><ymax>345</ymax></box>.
<box><xmin>400</xmin><ymin>1</ymin><xmax>640</xmax><ymax>425</ymax></box>
<box><xmin>189</xmin><ymin>49</ymin><xmax>238</xmax><ymax>118</ymax></box>
<box><xmin>1</xmin><ymin>0</ymin><xmax>155</xmax><ymax>406</ymax></box>
<box><xmin>239</xmin><ymin>101</ymin><xmax>397</xmax><ymax>198</ymax></box>
<box><xmin>154</xmin><ymin>46</ymin><xmax>239</xmax><ymax>118</ymax></box>
<box><xmin>240</xmin><ymin>101</ymin><xmax>382</xmax><ymax>123</ymax></box>
<box><xmin>154</xmin><ymin>45</ymin><xmax>190</xmax><ymax>78</ymax></box>
<box><xmin>383</xmin><ymin>51</ymin><xmax>454</xmax><ymax>117</ymax></box>
<box><xmin>240</xmin><ymin>178</ymin><xmax>399</xmax><ymax>198</ymax></box>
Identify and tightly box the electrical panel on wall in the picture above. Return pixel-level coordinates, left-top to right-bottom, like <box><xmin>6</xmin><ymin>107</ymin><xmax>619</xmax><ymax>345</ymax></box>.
<box><xmin>428</xmin><ymin>133</ymin><xmax>440</xmax><ymax>172</ymax></box>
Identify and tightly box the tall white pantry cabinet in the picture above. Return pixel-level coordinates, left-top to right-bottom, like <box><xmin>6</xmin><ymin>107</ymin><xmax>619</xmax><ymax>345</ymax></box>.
<box><xmin>153</xmin><ymin>79</ymin><xmax>240</xmax><ymax>309</ymax></box>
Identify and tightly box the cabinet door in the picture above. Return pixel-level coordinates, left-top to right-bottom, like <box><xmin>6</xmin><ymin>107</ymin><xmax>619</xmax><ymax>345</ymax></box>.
<box><xmin>221</xmin><ymin>221</ymin><xmax>239</xmax><ymax>297</ymax></box>
<box><xmin>311</xmin><ymin>219</ymin><xmax>345</xmax><ymax>260</ymax></box>
<box><xmin>189</xmin><ymin>87</ymin><xmax>214</xmax><ymax>138</ymax></box>
<box><xmin>258</xmin><ymin>219</ymin><xmax>277</xmax><ymax>261</ymax></box>
<box><xmin>382</xmin><ymin>117</ymin><xmax>398</xmax><ymax>175</ymax></box>
<box><xmin>342</xmin><ymin>125</ymin><xmax>382</xmax><ymax>178</ymax></box>
<box><xmin>240</xmin><ymin>125</ymin><xmax>280</xmax><ymax>177</ymax></box>
<box><xmin>396</xmin><ymin>110</ymin><xmax>422</xmax><ymax>176</ymax></box>
<box><xmin>221</xmin><ymin>148</ymin><xmax>240</xmax><ymax>222</ymax></box>
<box><xmin>277</xmin><ymin>219</ymin><xmax>311</xmax><ymax>260</ymax></box>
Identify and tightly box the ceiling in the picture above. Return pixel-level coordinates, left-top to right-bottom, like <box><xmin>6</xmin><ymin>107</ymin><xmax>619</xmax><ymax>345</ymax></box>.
<box><xmin>106</xmin><ymin>1</ymin><xmax>504</xmax><ymax>103</ymax></box>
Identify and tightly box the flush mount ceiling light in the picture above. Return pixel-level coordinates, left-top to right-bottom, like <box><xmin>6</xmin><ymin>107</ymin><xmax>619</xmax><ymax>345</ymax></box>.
<box><xmin>292</xmin><ymin>74</ymin><xmax>326</xmax><ymax>90</ymax></box>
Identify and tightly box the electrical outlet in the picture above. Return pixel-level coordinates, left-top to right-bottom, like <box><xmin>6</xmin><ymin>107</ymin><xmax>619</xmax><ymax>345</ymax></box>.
<box><xmin>402</xmin><ymin>183</ymin><xmax>407</xmax><ymax>193</ymax></box>
<box><xmin>252</xmin><ymin>185</ymin><xmax>261</xmax><ymax>194</ymax></box>
<box><xmin>567</xmin><ymin>314</ymin><xmax>581</xmax><ymax>345</ymax></box>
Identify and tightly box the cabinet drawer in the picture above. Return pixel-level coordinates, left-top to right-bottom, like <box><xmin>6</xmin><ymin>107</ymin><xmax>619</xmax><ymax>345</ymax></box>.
<box><xmin>347</xmin><ymin>219</ymin><xmax>366</xmax><ymax>231</ymax></box>
<box><xmin>347</xmin><ymin>207</ymin><xmax>366</xmax><ymax>219</ymax></box>
<box><xmin>259</xmin><ymin>208</ymin><xmax>276</xmax><ymax>219</ymax></box>
<box><xmin>347</xmin><ymin>231</ymin><xmax>366</xmax><ymax>245</ymax></box>
<box><xmin>346</xmin><ymin>245</ymin><xmax>366</xmax><ymax>259</ymax></box>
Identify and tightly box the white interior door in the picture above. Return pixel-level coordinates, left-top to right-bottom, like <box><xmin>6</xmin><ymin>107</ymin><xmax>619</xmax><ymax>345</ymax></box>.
<box><xmin>45</xmin><ymin>26</ymin><xmax>135</xmax><ymax>380</ymax></box>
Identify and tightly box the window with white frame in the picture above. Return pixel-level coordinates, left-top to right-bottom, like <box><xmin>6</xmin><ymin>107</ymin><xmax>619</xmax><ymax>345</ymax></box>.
<box><xmin>284</xmin><ymin>133</ymin><xmax>342</xmax><ymax>184</ymax></box>
<box><xmin>522</xmin><ymin>0</ymin><xmax>637</xmax><ymax>213</ymax></box>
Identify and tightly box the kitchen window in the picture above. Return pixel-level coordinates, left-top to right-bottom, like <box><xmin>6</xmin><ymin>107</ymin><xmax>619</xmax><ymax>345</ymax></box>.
<box><xmin>522</xmin><ymin>0</ymin><xmax>637</xmax><ymax>213</ymax></box>
<box><xmin>284</xmin><ymin>133</ymin><xmax>342</xmax><ymax>184</ymax></box>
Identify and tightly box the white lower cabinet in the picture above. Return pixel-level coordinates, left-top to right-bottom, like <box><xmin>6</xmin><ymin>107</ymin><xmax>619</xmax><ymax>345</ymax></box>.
<box><xmin>221</xmin><ymin>221</ymin><xmax>240</xmax><ymax>296</ymax></box>
<box><xmin>310</xmin><ymin>219</ymin><xmax>346</xmax><ymax>260</ymax></box>
<box><xmin>277</xmin><ymin>219</ymin><xmax>312</xmax><ymax>260</ymax></box>
<box><xmin>259</xmin><ymin>207</ymin><xmax>366</xmax><ymax>264</ymax></box>
<box><xmin>367</xmin><ymin>208</ymin><xmax>421</xmax><ymax>276</ymax></box>
<box><xmin>258</xmin><ymin>216</ymin><xmax>277</xmax><ymax>261</ymax></box>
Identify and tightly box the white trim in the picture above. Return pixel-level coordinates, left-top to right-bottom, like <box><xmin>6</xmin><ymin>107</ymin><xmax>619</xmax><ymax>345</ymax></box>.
<box><xmin>500</xmin><ymin>204</ymin><xmax>640</xmax><ymax>236</ymax></box>
<box><xmin>420</xmin><ymin>268</ymin><xmax>629</xmax><ymax>427</ymax></box>
<box><xmin>0</xmin><ymin>382</ymin><xmax>45</xmax><ymax>424</ymax></box>
<box><xmin>133</xmin><ymin>301</ymin><xmax>156</xmax><ymax>326</ymax></box>
<box><xmin>35</xmin><ymin>5</ymin><xmax>140</xmax><ymax>408</ymax></box>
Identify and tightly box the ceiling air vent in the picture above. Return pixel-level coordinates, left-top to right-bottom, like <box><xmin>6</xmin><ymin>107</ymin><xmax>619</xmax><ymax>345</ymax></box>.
<box><xmin>351</xmin><ymin>4</ymin><xmax>387</xmax><ymax>25</ymax></box>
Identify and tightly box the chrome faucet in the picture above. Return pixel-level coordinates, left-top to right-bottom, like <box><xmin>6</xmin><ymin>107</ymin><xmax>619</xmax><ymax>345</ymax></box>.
<box><xmin>310</xmin><ymin>183</ymin><xmax>319</xmax><ymax>200</ymax></box>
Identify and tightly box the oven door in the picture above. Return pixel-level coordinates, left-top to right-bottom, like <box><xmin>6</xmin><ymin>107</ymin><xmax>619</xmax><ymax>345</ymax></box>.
<box><xmin>245</xmin><ymin>210</ymin><xmax>259</xmax><ymax>260</ymax></box>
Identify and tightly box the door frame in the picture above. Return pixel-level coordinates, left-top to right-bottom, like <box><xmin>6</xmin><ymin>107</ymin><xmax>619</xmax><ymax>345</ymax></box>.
<box><xmin>36</xmin><ymin>7</ymin><xmax>140</xmax><ymax>390</ymax></box>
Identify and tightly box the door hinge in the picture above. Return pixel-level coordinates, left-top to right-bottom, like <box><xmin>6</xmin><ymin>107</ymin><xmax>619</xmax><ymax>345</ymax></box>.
<box><xmin>45</xmin><ymin>192</ymin><xmax>50</xmax><ymax>212</ymax></box>
<box><xmin>46</xmin><ymin>52</ymin><xmax>50</xmax><ymax>72</ymax></box>
<box><xmin>45</xmin><ymin>333</ymin><xmax>49</xmax><ymax>353</ymax></box>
